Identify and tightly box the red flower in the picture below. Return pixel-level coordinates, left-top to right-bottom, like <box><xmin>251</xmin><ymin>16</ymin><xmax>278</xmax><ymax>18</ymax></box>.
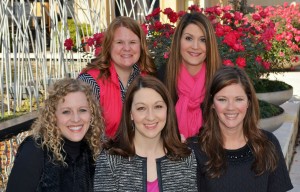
<box><xmin>177</xmin><ymin>11</ymin><xmax>186</xmax><ymax>18</ymax></box>
<box><xmin>93</xmin><ymin>32</ymin><xmax>105</xmax><ymax>46</ymax></box>
<box><xmin>262</xmin><ymin>61</ymin><xmax>271</xmax><ymax>70</ymax></box>
<box><xmin>168</xmin><ymin>12</ymin><xmax>178</xmax><ymax>23</ymax></box>
<box><xmin>141</xmin><ymin>24</ymin><xmax>148</xmax><ymax>35</ymax></box>
<box><xmin>94</xmin><ymin>47</ymin><xmax>102</xmax><ymax>56</ymax></box>
<box><xmin>234</xmin><ymin>12</ymin><xmax>243</xmax><ymax>21</ymax></box>
<box><xmin>64</xmin><ymin>38</ymin><xmax>74</xmax><ymax>51</ymax></box>
<box><xmin>222</xmin><ymin>12</ymin><xmax>232</xmax><ymax>19</ymax></box>
<box><xmin>153</xmin><ymin>21</ymin><xmax>163</xmax><ymax>31</ymax></box>
<box><xmin>188</xmin><ymin>5</ymin><xmax>201</xmax><ymax>12</ymax></box>
<box><xmin>236</xmin><ymin>57</ymin><xmax>246</xmax><ymax>68</ymax></box>
<box><xmin>252</xmin><ymin>13</ymin><xmax>261</xmax><ymax>21</ymax></box>
<box><xmin>152</xmin><ymin>8</ymin><xmax>161</xmax><ymax>17</ymax></box>
<box><xmin>255</xmin><ymin>56</ymin><xmax>263</xmax><ymax>63</ymax></box>
<box><xmin>87</xmin><ymin>37</ymin><xmax>94</xmax><ymax>46</ymax></box>
<box><xmin>223</xmin><ymin>31</ymin><xmax>238</xmax><ymax>48</ymax></box>
<box><xmin>163</xmin><ymin>8</ymin><xmax>173</xmax><ymax>15</ymax></box>
<box><xmin>223</xmin><ymin>59</ymin><xmax>234</xmax><ymax>66</ymax></box>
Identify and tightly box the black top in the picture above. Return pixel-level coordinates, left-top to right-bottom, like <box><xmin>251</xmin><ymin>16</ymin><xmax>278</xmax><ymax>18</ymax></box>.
<box><xmin>6</xmin><ymin>136</ymin><xmax>94</xmax><ymax>192</ymax></box>
<box><xmin>190</xmin><ymin>130</ymin><xmax>293</xmax><ymax>192</ymax></box>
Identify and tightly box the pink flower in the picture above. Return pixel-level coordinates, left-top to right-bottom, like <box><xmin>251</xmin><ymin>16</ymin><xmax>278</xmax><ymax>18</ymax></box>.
<box><xmin>163</xmin><ymin>52</ymin><xmax>169</xmax><ymax>59</ymax></box>
<box><xmin>279</xmin><ymin>52</ymin><xmax>285</xmax><ymax>57</ymax></box>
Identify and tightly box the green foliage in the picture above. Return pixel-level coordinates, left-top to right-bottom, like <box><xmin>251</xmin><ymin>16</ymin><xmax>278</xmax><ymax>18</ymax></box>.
<box><xmin>253</xmin><ymin>79</ymin><xmax>292</xmax><ymax>93</ymax></box>
<box><xmin>59</xmin><ymin>19</ymin><xmax>92</xmax><ymax>48</ymax></box>
<box><xmin>0</xmin><ymin>111</ymin><xmax>28</xmax><ymax>122</ymax></box>
<box><xmin>259</xmin><ymin>100</ymin><xmax>284</xmax><ymax>119</ymax></box>
<box><xmin>0</xmin><ymin>96</ymin><xmax>43</xmax><ymax>122</ymax></box>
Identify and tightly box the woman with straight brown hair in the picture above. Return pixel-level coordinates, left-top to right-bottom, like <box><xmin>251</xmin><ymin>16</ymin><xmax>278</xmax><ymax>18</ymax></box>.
<box><xmin>94</xmin><ymin>75</ymin><xmax>197</xmax><ymax>192</ymax></box>
<box><xmin>158</xmin><ymin>12</ymin><xmax>222</xmax><ymax>141</ymax></box>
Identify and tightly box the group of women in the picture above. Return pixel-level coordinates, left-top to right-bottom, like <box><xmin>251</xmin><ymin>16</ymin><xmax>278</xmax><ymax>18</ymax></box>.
<box><xmin>6</xmin><ymin>12</ymin><xmax>293</xmax><ymax>192</ymax></box>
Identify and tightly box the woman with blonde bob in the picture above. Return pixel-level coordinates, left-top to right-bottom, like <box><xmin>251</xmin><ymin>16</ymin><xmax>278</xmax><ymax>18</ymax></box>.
<box><xmin>190</xmin><ymin>66</ymin><xmax>293</xmax><ymax>192</ymax></box>
<box><xmin>7</xmin><ymin>78</ymin><xmax>104</xmax><ymax>192</ymax></box>
<box><xmin>94</xmin><ymin>75</ymin><xmax>197</xmax><ymax>191</ymax></box>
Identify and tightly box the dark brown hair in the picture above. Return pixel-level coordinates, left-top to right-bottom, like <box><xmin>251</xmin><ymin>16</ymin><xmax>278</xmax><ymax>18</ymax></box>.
<box><xmin>105</xmin><ymin>75</ymin><xmax>191</xmax><ymax>160</ymax></box>
<box><xmin>165</xmin><ymin>12</ymin><xmax>222</xmax><ymax>102</ymax></box>
<box><xmin>200</xmin><ymin>66</ymin><xmax>278</xmax><ymax>178</ymax></box>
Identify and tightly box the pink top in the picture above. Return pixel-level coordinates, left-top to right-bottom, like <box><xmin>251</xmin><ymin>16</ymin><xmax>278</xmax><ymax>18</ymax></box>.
<box><xmin>147</xmin><ymin>179</ymin><xmax>159</xmax><ymax>192</ymax></box>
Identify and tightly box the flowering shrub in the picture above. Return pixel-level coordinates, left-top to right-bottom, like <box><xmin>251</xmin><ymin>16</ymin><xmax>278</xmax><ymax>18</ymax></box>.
<box><xmin>144</xmin><ymin>3</ymin><xmax>300</xmax><ymax>82</ymax></box>
<box><xmin>143</xmin><ymin>7</ymin><xmax>178</xmax><ymax>69</ymax></box>
<box><xmin>64</xmin><ymin>3</ymin><xmax>300</xmax><ymax>82</ymax></box>
<box><xmin>64</xmin><ymin>32</ymin><xmax>105</xmax><ymax>56</ymax></box>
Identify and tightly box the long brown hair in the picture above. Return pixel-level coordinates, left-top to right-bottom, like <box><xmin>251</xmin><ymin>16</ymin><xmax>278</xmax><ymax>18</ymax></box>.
<box><xmin>165</xmin><ymin>12</ymin><xmax>221</xmax><ymax>102</ymax></box>
<box><xmin>82</xmin><ymin>16</ymin><xmax>156</xmax><ymax>78</ymax></box>
<box><xmin>200</xmin><ymin>66</ymin><xmax>278</xmax><ymax>178</ymax></box>
<box><xmin>105</xmin><ymin>75</ymin><xmax>191</xmax><ymax>160</ymax></box>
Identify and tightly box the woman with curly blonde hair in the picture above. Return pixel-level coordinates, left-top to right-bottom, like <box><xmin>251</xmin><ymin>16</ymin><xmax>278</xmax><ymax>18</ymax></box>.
<box><xmin>7</xmin><ymin>78</ymin><xmax>104</xmax><ymax>192</ymax></box>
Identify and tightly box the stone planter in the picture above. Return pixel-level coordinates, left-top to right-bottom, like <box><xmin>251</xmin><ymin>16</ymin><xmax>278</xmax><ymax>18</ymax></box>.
<box><xmin>0</xmin><ymin>111</ymin><xmax>38</xmax><ymax>141</ymax></box>
<box><xmin>256</xmin><ymin>87</ymin><xmax>293</xmax><ymax>105</ymax></box>
<box><xmin>259</xmin><ymin>111</ymin><xmax>285</xmax><ymax>132</ymax></box>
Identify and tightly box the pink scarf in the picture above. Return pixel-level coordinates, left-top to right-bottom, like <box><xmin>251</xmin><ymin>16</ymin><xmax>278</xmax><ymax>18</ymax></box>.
<box><xmin>87</xmin><ymin>62</ymin><xmax>122</xmax><ymax>138</ymax></box>
<box><xmin>175</xmin><ymin>63</ymin><xmax>206</xmax><ymax>138</ymax></box>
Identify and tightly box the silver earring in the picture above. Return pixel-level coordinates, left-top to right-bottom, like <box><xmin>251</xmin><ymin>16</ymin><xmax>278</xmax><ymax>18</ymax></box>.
<box><xmin>132</xmin><ymin>121</ymin><xmax>135</xmax><ymax>131</ymax></box>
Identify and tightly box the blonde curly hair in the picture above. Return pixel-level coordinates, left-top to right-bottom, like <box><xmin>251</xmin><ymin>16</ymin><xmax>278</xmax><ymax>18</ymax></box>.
<box><xmin>31</xmin><ymin>78</ymin><xmax>104</xmax><ymax>165</ymax></box>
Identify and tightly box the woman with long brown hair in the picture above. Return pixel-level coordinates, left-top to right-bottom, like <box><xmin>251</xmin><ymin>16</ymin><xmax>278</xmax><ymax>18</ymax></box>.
<box><xmin>158</xmin><ymin>12</ymin><xmax>222</xmax><ymax>141</ymax></box>
<box><xmin>94</xmin><ymin>75</ymin><xmax>197</xmax><ymax>192</ymax></box>
<box><xmin>79</xmin><ymin>16</ymin><xmax>156</xmax><ymax>138</ymax></box>
<box><xmin>191</xmin><ymin>66</ymin><xmax>293</xmax><ymax>192</ymax></box>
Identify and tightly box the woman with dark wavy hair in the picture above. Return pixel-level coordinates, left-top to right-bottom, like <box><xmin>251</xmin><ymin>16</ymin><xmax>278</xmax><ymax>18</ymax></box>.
<box><xmin>79</xmin><ymin>16</ymin><xmax>156</xmax><ymax>139</ymax></box>
<box><xmin>190</xmin><ymin>66</ymin><xmax>293</xmax><ymax>192</ymax></box>
<box><xmin>94</xmin><ymin>75</ymin><xmax>197</xmax><ymax>192</ymax></box>
<box><xmin>7</xmin><ymin>78</ymin><xmax>104</xmax><ymax>192</ymax></box>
